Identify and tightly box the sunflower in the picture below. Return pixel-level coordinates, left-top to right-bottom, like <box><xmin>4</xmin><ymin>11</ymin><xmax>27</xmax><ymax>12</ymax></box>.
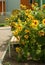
<box><xmin>26</xmin><ymin>18</ymin><xmax>30</xmax><ymax>22</ymax></box>
<box><xmin>28</xmin><ymin>15</ymin><xmax>34</xmax><ymax>20</ymax></box>
<box><xmin>25</xmin><ymin>9</ymin><xmax>29</xmax><ymax>13</ymax></box>
<box><xmin>42</xmin><ymin>19</ymin><xmax>45</xmax><ymax>26</ymax></box>
<box><xmin>18</xmin><ymin>18</ymin><xmax>22</xmax><ymax>22</ymax></box>
<box><xmin>32</xmin><ymin>20</ymin><xmax>39</xmax><ymax>26</ymax></box>
<box><xmin>34</xmin><ymin>3</ymin><xmax>38</xmax><ymax>6</ymax></box>
<box><xmin>12</xmin><ymin>29</ymin><xmax>18</xmax><ymax>36</ymax></box>
<box><xmin>18</xmin><ymin>26</ymin><xmax>22</xmax><ymax>31</ymax></box>
<box><xmin>25</xmin><ymin>29</ymin><xmax>30</xmax><ymax>33</ymax></box>
<box><xmin>20</xmin><ymin>4</ymin><xmax>27</xmax><ymax>10</ymax></box>
<box><xmin>21</xmin><ymin>40</ymin><xmax>25</xmax><ymax>45</ymax></box>
<box><xmin>38</xmin><ymin>30</ymin><xmax>45</xmax><ymax>37</ymax></box>
<box><xmin>10</xmin><ymin>15</ymin><xmax>15</xmax><ymax>19</ymax></box>
<box><xmin>42</xmin><ymin>4</ymin><xmax>45</xmax><ymax>8</ymax></box>
<box><xmin>25</xmin><ymin>11</ymin><xmax>29</xmax><ymax>16</ymax></box>
<box><xmin>31</xmin><ymin>4</ymin><xmax>35</xmax><ymax>10</ymax></box>
<box><xmin>16</xmin><ymin>47</ymin><xmax>21</xmax><ymax>53</ymax></box>
<box><xmin>32</xmin><ymin>4</ymin><xmax>35</xmax><ymax>8</ymax></box>
<box><xmin>5</xmin><ymin>18</ymin><xmax>9</xmax><ymax>21</ymax></box>
<box><xmin>16</xmin><ymin>24</ymin><xmax>22</xmax><ymax>31</ymax></box>
<box><xmin>25</xmin><ymin>9</ymin><xmax>30</xmax><ymax>16</ymax></box>
<box><xmin>24</xmin><ymin>35</ymin><xmax>29</xmax><ymax>39</ymax></box>
<box><xmin>30</xmin><ymin>20</ymin><xmax>39</xmax><ymax>29</ymax></box>
<box><xmin>10</xmin><ymin>22</ymin><xmax>16</xmax><ymax>26</ymax></box>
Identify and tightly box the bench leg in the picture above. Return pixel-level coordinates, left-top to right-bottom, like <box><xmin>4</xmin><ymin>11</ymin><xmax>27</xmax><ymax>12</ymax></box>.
<box><xmin>0</xmin><ymin>61</ymin><xmax>2</xmax><ymax>65</ymax></box>
<box><xmin>12</xmin><ymin>44</ymin><xmax>14</xmax><ymax>48</ymax></box>
<box><xmin>8</xmin><ymin>43</ymin><xmax>11</xmax><ymax>57</ymax></box>
<box><xmin>0</xmin><ymin>63</ymin><xmax>2</xmax><ymax>65</ymax></box>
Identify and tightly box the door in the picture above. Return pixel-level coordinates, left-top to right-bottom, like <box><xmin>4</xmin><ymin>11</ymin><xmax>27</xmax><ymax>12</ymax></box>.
<box><xmin>0</xmin><ymin>1</ymin><xmax>2</xmax><ymax>12</ymax></box>
<box><xmin>0</xmin><ymin>1</ymin><xmax>6</xmax><ymax>14</ymax></box>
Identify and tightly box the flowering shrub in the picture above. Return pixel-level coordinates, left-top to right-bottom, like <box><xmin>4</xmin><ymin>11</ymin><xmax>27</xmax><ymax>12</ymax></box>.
<box><xmin>6</xmin><ymin>3</ymin><xmax>45</xmax><ymax>62</ymax></box>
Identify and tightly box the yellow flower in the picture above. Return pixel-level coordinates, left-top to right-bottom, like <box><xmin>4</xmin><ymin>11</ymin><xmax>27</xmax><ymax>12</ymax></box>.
<box><xmin>12</xmin><ymin>29</ymin><xmax>18</xmax><ymax>36</ymax></box>
<box><xmin>16</xmin><ymin>47</ymin><xmax>21</xmax><ymax>53</ymax></box>
<box><xmin>30</xmin><ymin>20</ymin><xmax>39</xmax><ymax>29</ymax></box>
<box><xmin>5</xmin><ymin>18</ymin><xmax>9</xmax><ymax>21</ymax></box>
<box><xmin>25</xmin><ymin>29</ymin><xmax>30</xmax><ymax>33</ymax></box>
<box><xmin>42</xmin><ymin>19</ymin><xmax>45</xmax><ymax>26</ymax></box>
<box><xmin>17</xmin><ymin>24</ymin><xmax>21</xmax><ymax>27</ymax></box>
<box><xmin>32</xmin><ymin>4</ymin><xmax>35</xmax><ymax>8</ymax></box>
<box><xmin>38</xmin><ymin>30</ymin><xmax>45</xmax><ymax>37</ymax></box>
<box><xmin>27</xmin><ymin>52</ymin><xmax>30</xmax><ymax>57</ymax></box>
<box><xmin>25</xmin><ymin>21</ymin><xmax>27</xmax><ymax>25</ymax></box>
<box><xmin>28</xmin><ymin>15</ymin><xmax>34</xmax><ymax>20</ymax></box>
<box><xmin>20</xmin><ymin>4</ymin><xmax>23</xmax><ymax>7</ymax></box>
<box><xmin>18</xmin><ymin>19</ymin><xmax>21</xmax><ymax>22</ymax></box>
<box><xmin>25</xmin><ymin>9</ymin><xmax>29</xmax><ymax>13</ymax></box>
<box><xmin>25</xmin><ymin>12</ymin><xmax>29</xmax><ymax>16</ymax></box>
<box><xmin>20</xmin><ymin>4</ymin><xmax>27</xmax><ymax>10</ymax></box>
<box><xmin>42</xmin><ymin>4</ymin><xmax>45</xmax><ymax>8</ymax></box>
<box><xmin>10</xmin><ymin>22</ymin><xmax>16</xmax><ymax>26</ymax></box>
<box><xmin>18</xmin><ymin>27</ymin><xmax>22</xmax><ymax>31</ymax></box>
<box><xmin>21</xmin><ymin>40</ymin><xmax>25</xmax><ymax>45</ymax></box>
<box><xmin>25</xmin><ymin>9</ymin><xmax>31</xmax><ymax>16</ymax></box>
<box><xmin>17</xmin><ymin>24</ymin><xmax>22</xmax><ymax>31</ymax></box>
<box><xmin>34</xmin><ymin>3</ymin><xmax>38</xmax><ymax>6</ymax></box>
<box><xmin>26</xmin><ymin>18</ymin><xmax>30</xmax><ymax>22</ymax></box>
<box><xmin>12</xmin><ymin>9</ymin><xmax>20</xmax><ymax>15</ymax></box>
<box><xmin>32</xmin><ymin>20</ymin><xmax>39</xmax><ymax>26</ymax></box>
<box><xmin>11</xmin><ymin>15</ymin><xmax>15</xmax><ymax>18</ymax></box>
<box><xmin>23</xmin><ymin>5</ymin><xmax>27</xmax><ymax>10</ymax></box>
<box><xmin>24</xmin><ymin>35</ymin><xmax>29</xmax><ymax>39</ymax></box>
<box><xmin>31</xmin><ymin>4</ymin><xmax>35</xmax><ymax>10</ymax></box>
<box><xmin>20</xmin><ymin>4</ymin><xmax>24</xmax><ymax>9</ymax></box>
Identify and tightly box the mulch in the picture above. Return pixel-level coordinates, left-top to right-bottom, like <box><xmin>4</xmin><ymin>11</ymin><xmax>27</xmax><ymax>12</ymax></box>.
<box><xmin>3</xmin><ymin>45</ymin><xmax>45</xmax><ymax>65</ymax></box>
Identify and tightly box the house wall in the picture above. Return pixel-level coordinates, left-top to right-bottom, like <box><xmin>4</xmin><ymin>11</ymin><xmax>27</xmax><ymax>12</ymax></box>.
<box><xmin>6</xmin><ymin>0</ymin><xmax>20</xmax><ymax>13</ymax></box>
<box><xmin>6</xmin><ymin>0</ymin><xmax>45</xmax><ymax>13</ymax></box>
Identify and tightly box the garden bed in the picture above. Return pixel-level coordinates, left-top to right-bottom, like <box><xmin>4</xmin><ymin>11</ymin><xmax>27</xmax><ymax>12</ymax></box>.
<box><xmin>5</xmin><ymin>3</ymin><xmax>45</xmax><ymax>62</ymax></box>
<box><xmin>3</xmin><ymin>46</ymin><xmax>45</xmax><ymax>65</ymax></box>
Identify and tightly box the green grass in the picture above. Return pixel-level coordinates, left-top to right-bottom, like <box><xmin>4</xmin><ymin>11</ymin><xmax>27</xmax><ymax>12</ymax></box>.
<box><xmin>0</xmin><ymin>23</ymin><xmax>9</xmax><ymax>27</ymax></box>
<box><xmin>0</xmin><ymin>23</ymin><xmax>5</xmax><ymax>27</ymax></box>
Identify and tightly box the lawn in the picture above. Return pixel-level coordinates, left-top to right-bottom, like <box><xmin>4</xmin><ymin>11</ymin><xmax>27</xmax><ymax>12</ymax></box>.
<box><xmin>0</xmin><ymin>23</ymin><xmax>9</xmax><ymax>27</ymax></box>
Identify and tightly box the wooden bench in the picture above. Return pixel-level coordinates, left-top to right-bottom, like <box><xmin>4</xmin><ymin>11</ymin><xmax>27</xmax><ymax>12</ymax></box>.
<box><xmin>10</xmin><ymin>36</ymin><xmax>20</xmax><ymax>48</ymax></box>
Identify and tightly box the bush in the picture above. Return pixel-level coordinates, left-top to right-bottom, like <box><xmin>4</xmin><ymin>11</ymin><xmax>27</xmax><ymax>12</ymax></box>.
<box><xmin>6</xmin><ymin>3</ymin><xmax>45</xmax><ymax>62</ymax></box>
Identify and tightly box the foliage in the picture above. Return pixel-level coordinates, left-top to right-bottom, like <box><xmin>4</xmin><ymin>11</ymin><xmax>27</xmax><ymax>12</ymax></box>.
<box><xmin>6</xmin><ymin>3</ymin><xmax>45</xmax><ymax>62</ymax></box>
<box><xmin>0</xmin><ymin>23</ymin><xmax>5</xmax><ymax>27</ymax></box>
<box><xmin>0</xmin><ymin>23</ymin><xmax>8</xmax><ymax>27</ymax></box>
<box><xmin>4</xmin><ymin>62</ymin><xmax>11</xmax><ymax>65</ymax></box>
